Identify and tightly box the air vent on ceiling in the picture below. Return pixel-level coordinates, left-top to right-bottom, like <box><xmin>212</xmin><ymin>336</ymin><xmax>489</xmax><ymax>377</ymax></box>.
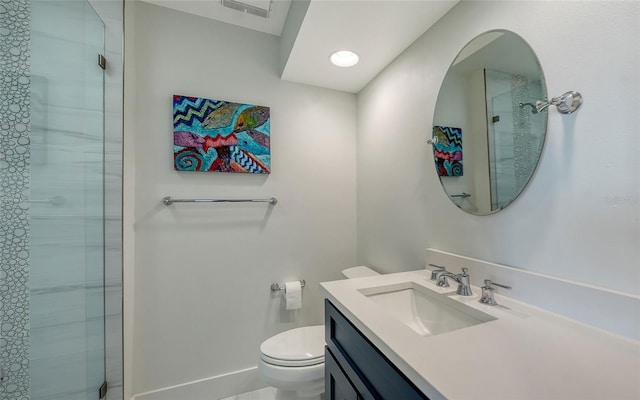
<box><xmin>221</xmin><ymin>0</ymin><xmax>272</xmax><ymax>18</ymax></box>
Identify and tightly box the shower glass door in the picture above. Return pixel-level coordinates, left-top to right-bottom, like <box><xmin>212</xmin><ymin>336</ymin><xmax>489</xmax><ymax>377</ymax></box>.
<box><xmin>485</xmin><ymin>69</ymin><xmax>545</xmax><ymax>212</ymax></box>
<box><xmin>29</xmin><ymin>0</ymin><xmax>105</xmax><ymax>398</ymax></box>
<box><xmin>487</xmin><ymin>89</ymin><xmax>516</xmax><ymax>210</ymax></box>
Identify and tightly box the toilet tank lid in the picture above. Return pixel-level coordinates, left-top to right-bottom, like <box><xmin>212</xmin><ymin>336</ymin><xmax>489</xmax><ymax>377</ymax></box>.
<box><xmin>260</xmin><ymin>325</ymin><xmax>325</xmax><ymax>361</ymax></box>
<box><xmin>342</xmin><ymin>266</ymin><xmax>380</xmax><ymax>279</ymax></box>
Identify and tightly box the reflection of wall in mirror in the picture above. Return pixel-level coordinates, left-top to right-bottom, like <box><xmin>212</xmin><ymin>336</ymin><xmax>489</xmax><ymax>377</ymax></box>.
<box><xmin>468</xmin><ymin>69</ymin><xmax>490</xmax><ymax>214</ymax></box>
<box><xmin>433</xmin><ymin>70</ymin><xmax>478</xmax><ymax>212</ymax></box>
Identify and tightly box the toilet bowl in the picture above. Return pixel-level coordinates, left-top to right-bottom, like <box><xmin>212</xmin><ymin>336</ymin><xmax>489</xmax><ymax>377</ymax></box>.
<box><xmin>259</xmin><ymin>325</ymin><xmax>325</xmax><ymax>399</ymax></box>
<box><xmin>258</xmin><ymin>266</ymin><xmax>379</xmax><ymax>399</ymax></box>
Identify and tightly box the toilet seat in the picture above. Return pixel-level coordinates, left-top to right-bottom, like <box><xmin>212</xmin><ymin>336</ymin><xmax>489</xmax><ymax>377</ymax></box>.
<box><xmin>260</xmin><ymin>325</ymin><xmax>325</xmax><ymax>367</ymax></box>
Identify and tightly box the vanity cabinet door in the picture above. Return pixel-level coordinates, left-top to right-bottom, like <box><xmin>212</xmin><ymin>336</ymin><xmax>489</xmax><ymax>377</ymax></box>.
<box><xmin>325</xmin><ymin>299</ymin><xmax>429</xmax><ymax>400</ymax></box>
<box><xmin>326</xmin><ymin>347</ymin><xmax>359</xmax><ymax>400</ymax></box>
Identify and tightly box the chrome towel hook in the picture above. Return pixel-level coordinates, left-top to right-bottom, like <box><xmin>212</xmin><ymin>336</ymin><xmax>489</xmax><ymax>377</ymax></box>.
<box><xmin>536</xmin><ymin>91</ymin><xmax>583</xmax><ymax>114</ymax></box>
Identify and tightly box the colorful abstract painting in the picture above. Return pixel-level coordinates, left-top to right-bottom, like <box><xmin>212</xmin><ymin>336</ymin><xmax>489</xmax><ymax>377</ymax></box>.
<box><xmin>173</xmin><ymin>95</ymin><xmax>271</xmax><ymax>173</ymax></box>
<box><xmin>432</xmin><ymin>126</ymin><xmax>463</xmax><ymax>176</ymax></box>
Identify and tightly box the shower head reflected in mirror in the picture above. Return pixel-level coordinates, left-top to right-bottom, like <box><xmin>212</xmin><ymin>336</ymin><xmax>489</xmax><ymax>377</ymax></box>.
<box><xmin>519</xmin><ymin>102</ymin><xmax>539</xmax><ymax>114</ymax></box>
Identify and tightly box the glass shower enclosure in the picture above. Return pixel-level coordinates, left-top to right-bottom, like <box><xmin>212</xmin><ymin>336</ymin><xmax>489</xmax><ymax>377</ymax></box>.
<box><xmin>0</xmin><ymin>0</ymin><xmax>120</xmax><ymax>398</ymax></box>
<box><xmin>485</xmin><ymin>69</ymin><xmax>545</xmax><ymax>211</ymax></box>
<box><xmin>29</xmin><ymin>1</ymin><xmax>105</xmax><ymax>398</ymax></box>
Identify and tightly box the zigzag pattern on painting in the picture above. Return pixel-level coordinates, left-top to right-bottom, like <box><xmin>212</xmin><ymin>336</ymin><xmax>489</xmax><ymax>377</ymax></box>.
<box><xmin>439</xmin><ymin>126</ymin><xmax>463</xmax><ymax>148</ymax></box>
<box><xmin>245</xmin><ymin>151</ymin><xmax>270</xmax><ymax>173</ymax></box>
<box><xmin>173</xmin><ymin>96</ymin><xmax>224</xmax><ymax>126</ymax></box>
<box><xmin>230</xmin><ymin>146</ymin><xmax>268</xmax><ymax>173</ymax></box>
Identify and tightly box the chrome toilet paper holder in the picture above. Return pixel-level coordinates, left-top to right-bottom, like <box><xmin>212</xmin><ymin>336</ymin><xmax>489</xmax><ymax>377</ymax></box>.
<box><xmin>270</xmin><ymin>280</ymin><xmax>305</xmax><ymax>292</ymax></box>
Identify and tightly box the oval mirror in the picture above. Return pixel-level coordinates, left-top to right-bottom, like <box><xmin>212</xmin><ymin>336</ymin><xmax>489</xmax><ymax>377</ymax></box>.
<box><xmin>432</xmin><ymin>30</ymin><xmax>547</xmax><ymax>215</ymax></box>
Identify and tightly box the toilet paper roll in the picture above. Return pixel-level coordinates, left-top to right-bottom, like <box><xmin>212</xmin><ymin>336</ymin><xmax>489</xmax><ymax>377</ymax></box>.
<box><xmin>284</xmin><ymin>281</ymin><xmax>302</xmax><ymax>310</ymax></box>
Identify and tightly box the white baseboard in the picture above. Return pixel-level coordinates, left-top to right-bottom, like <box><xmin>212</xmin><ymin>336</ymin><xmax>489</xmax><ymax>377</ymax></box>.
<box><xmin>425</xmin><ymin>248</ymin><xmax>640</xmax><ymax>341</ymax></box>
<box><xmin>132</xmin><ymin>366</ymin><xmax>264</xmax><ymax>400</ymax></box>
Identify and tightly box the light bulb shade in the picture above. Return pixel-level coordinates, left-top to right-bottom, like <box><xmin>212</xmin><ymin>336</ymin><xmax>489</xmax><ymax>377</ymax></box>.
<box><xmin>330</xmin><ymin>50</ymin><xmax>359</xmax><ymax>67</ymax></box>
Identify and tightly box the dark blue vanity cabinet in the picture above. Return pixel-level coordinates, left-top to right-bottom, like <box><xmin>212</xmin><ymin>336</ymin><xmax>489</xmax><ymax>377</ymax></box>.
<box><xmin>325</xmin><ymin>300</ymin><xmax>430</xmax><ymax>400</ymax></box>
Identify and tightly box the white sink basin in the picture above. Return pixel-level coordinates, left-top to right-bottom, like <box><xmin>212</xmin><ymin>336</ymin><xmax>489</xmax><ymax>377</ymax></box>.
<box><xmin>359</xmin><ymin>281</ymin><xmax>496</xmax><ymax>336</ymax></box>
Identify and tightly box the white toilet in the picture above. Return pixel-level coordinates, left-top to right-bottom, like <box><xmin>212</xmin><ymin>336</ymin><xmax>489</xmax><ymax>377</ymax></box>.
<box><xmin>258</xmin><ymin>266</ymin><xmax>379</xmax><ymax>399</ymax></box>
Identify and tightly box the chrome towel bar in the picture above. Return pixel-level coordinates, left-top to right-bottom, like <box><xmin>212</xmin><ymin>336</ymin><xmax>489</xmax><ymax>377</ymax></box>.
<box><xmin>162</xmin><ymin>196</ymin><xmax>277</xmax><ymax>206</ymax></box>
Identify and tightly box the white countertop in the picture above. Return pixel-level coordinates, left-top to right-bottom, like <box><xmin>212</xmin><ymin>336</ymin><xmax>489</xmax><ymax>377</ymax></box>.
<box><xmin>320</xmin><ymin>269</ymin><xmax>640</xmax><ymax>400</ymax></box>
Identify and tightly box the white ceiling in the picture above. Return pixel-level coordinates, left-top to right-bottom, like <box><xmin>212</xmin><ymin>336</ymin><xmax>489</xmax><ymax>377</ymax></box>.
<box><xmin>139</xmin><ymin>0</ymin><xmax>459</xmax><ymax>93</ymax></box>
<box><xmin>282</xmin><ymin>1</ymin><xmax>458</xmax><ymax>93</ymax></box>
<box><xmin>141</xmin><ymin>0</ymin><xmax>292</xmax><ymax>36</ymax></box>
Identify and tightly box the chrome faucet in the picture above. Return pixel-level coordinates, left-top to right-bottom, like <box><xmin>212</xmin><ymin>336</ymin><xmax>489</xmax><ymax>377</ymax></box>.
<box><xmin>428</xmin><ymin>264</ymin><xmax>447</xmax><ymax>282</ymax></box>
<box><xmin>479</xmin><ymin>279</ymin><xmax>512</xmax><ymax>306</ymax></box>
<box><xmin>437</xmin><ymin>267</ymin><xmax>473</xmax><ymax>296</ymax></box>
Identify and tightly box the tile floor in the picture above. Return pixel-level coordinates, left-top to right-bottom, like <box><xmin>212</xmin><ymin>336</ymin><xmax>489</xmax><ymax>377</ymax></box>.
<box><xmin>220</xmin><ymin>387</ymin><xmax>277</xmax><ymax>400</ymax></box>
<box><xmin>220</xmin><ymin>387</ymin><xmax>326</xmax><ymax>400</ymax></box>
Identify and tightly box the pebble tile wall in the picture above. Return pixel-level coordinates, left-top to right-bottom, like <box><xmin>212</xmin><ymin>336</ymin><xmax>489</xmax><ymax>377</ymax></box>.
<box><xmin>0</xmin><ymin>0</ymin><xmax>31</xmax><ymax>398</ymax></box>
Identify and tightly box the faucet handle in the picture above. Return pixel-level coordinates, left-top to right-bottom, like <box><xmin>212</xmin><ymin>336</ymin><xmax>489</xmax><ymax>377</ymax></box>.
<box><xmin>483</xmin><ymin>279</ymin><xmax>511</xmax><ymax>290</ymax></box>
<box><xmin>428</xmin><ymin>264</ymin><xmax>446</xmax><ymax>281</ymax></box>
<box><xmin>480</xmin><ymin>280</ymin><xmax>512</xmax><ymax>306</ymax></box>
<box><xmin>461</xmin><ymin>267</ymin><xmax>469</xmax><ymax>276</ymax></box>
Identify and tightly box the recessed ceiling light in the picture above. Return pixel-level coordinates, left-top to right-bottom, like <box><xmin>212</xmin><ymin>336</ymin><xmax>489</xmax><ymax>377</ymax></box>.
<box><xmin>330</xmin><ymin>50</ymin><xmax>359</xmax><ymax>67</ymax></box>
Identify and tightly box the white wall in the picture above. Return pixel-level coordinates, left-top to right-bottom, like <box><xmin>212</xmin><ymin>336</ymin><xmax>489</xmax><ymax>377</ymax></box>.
<box><xmin>357</xmin><ymin>1</ymin><xmax>639</xmax><ymax>295</ymax></box>
<box><xmin>128</xmin><ymin>2</ymin><xmax>357</xmax><ymax>396</ymax></box>
<box><xmin>126</xmin><ymin>0</ymin><xmax>639</xmax><ymax>396</ymax></box>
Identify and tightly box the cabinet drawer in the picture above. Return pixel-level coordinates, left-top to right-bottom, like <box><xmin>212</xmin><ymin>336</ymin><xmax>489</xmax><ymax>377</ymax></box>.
<box><xmin>326</xmin><ymin>347</ymin><xmax>359</xmax><ymax>400</ymax></box>
<box><xmin>325</xmin><ymin>299</ymin><xmax>428</xmax><ymax>400</ymax></box>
